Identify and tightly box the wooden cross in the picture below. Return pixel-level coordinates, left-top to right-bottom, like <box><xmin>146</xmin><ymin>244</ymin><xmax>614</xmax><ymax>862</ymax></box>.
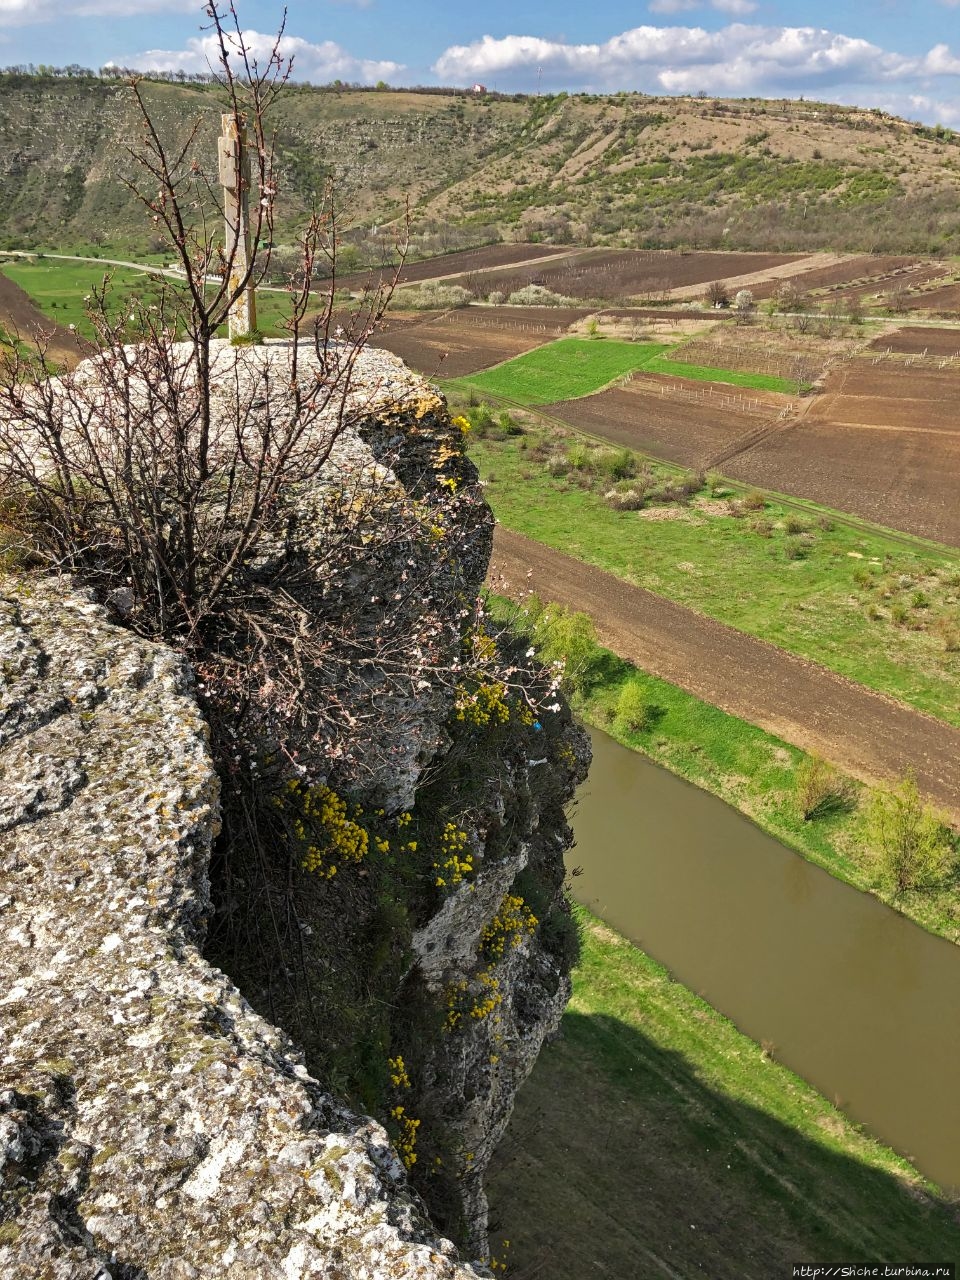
<box><xmin>218</xmin><ymin>113</ymin><xmax>257</xmax><ymax>340</ymax></box>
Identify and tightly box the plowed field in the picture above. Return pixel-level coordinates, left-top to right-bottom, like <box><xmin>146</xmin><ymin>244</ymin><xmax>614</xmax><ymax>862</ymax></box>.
<box><xmin>725</xmin><ymin>360</ymin><xmax>960</xmax><ymax>545</ymax></box>
<box><xmin>370</xmin><ymin>305</ymin><xmax>589</xmax><ymax>378</ymax></box>
<box><xmin>336</xmin><ymin>243</ymin><xmax>563</xmax><ymax>293</ymax></box>
<box><xmin>544</xmin><ymin>380</ymin><xmax>771</xmax><ymax>468</ymax></box>
<box><xmin>446</xmin><ymin>249</ymin><xmax>801</xmax><ymax>302</ymax></box>
<box><xmin>749</xmin><ymin>255</ymin><xmax>932</xmax><ymax>300</ymax></box>
<box><xmin>868</xmin><ymin>326</ymin><xmax>960</xmax><ymax>356</ymax></box>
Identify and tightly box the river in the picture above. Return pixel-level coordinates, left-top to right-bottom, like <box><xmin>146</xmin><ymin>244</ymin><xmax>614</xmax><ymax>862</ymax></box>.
<box><xmin>570</xmin><ymin>725</ymin><xmax>960</xmax><ymax>1191</ymax></box>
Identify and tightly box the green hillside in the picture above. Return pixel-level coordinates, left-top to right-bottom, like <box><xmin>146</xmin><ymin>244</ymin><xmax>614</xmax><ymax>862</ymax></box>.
<box><xmin>3</xmin><ymin>74</ymin><xmax>960</xmax><ymax>256</ymax></box>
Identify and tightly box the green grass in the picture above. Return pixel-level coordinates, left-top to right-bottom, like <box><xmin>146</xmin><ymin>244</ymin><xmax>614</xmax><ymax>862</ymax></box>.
<box><xmin>488</xmin><ymin>593</ymin><xmax>960</xmax><ymax>941</ymax></box>
<box><xmin>644</xmin><ymin>355</ymin><xmax>798</xmax><ymax>394</ymax></box>
<box><xmin>0</xmin><ymin>259</ymin><xmax>168</xmax><ymax>337</ymax></box>
<box><xmin>467</xmin><ymin>421</ymin><xmax>960</xmax><ymax>728</ymax></box>
<box><xmin>1</xmin><ymin>257</ymin><xmax>297</xmax><ymax>340</ymax></box>
<box><xmin>455</xmin><ymin>337</ymin><xmax>799</xmax><ymax>405</ymax></box>
<box><xmin>459</xmin><ymin>337</ymin><xmax>673</xmax><ymax>403</ymax></box>
<box><xmin>486</xmin><ymin>908</ymin><xmax>960</xmax><ymax>1278</ymax></box>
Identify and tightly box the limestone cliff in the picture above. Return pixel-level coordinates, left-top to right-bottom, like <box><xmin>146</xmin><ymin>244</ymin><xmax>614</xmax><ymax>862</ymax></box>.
<box><xmin>0</xmin><ymin>342</ymin><xmax>589</xmax><ymax>1276</ymax></box>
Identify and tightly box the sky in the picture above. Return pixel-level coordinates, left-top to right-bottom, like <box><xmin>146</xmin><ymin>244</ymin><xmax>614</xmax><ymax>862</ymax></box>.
<box><xmin>2</xmin><ymin>0</ymin><xmax>960</xmax><ymax>125</ymax></box>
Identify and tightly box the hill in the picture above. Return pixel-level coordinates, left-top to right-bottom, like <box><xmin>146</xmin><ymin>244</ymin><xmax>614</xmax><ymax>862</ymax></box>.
<box><xmin>3</xmin><ymin>75</ymin><xmax>960</xmax><ymax>257</ymax></box>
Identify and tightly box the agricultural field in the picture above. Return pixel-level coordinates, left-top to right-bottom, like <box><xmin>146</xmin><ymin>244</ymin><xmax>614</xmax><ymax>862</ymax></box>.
<box><xmin>727</xmin><ymin>355</ymin><xmax>960</xmax><ymax>545</ymax></box>
<box><xmin>445</xmin><ymin>248</ymin><xmax>803</xmax><ymax>303</ymax></box>
<box><xmin>371</xmin><ymin>305</ymin><xmax>590</xmax><ymax>378</ymax></box>
<box><xmin>336</xmin><ymin>242</ymin><xmax>562</xmax><ymax>293</ymax></box>
<box><xmin>543</xmin><ymin>379</ymin><xmax>783</xmax><ymax>469</ymax></box>
<box><xmin>869</xmin><ymin>325</ymin><xmax>960</xmax><ymax>356</ymax></box>
<box><xmin>460</xmin><ymin>407</ymin><xmax>960</xmax><ymax>726</ymax></box>
<box><xmin>457</xmin><ymin>336</ymin><xmax>800</xmax><ymax>407</ymax></box>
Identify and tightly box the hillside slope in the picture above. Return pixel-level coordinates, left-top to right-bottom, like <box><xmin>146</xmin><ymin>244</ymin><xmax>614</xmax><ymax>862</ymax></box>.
<box><xmin>3</xmin><ymin>76</ymin><xmax>960</xmax><ymax>255</ymax></box>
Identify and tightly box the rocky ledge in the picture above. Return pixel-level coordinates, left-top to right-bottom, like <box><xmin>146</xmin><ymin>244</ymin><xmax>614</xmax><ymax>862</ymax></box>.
<box><xmin>0</xmin><ymin>576</ymin><xmax>485</xmax><ymax>1279</ymax></box>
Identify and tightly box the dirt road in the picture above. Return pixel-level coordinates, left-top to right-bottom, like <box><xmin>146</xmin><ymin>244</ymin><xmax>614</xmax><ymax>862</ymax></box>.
<box><xmin>490</xmin><ymin>526</ymin><xmax>960</xmax><ymax>822</ymax></box>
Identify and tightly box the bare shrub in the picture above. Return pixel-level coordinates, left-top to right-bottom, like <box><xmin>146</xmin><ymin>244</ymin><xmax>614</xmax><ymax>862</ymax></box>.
<box><xmin>742</xmin><ymin>488</ymin><xmax>767</xmax><ymax>511</ymax></box>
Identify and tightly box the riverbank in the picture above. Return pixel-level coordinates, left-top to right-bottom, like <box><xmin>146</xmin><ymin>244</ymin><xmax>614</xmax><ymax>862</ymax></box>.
<box><xmin>487</xmin><ymin>593</ymin><xmax>960</xmax><ymax>942</ymax></box>
<box><xmin>485</xmin><ymin>908</ymin><xmax>960</xmax><ymax>1277</ymax></box>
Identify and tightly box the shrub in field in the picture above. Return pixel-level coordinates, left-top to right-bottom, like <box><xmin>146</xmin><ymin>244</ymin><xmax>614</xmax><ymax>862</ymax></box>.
<box><xmin>865</xmin><ymin>776</ymin><xmax>955</xmax><ymax>896</ymax></box>
<box><xmin>784</xmin><ymin>515</ymin><xmax>809</xmax><ymax>534</ymax></box>
<box><xmin>794</xmin><ymin>755</ymin><xmax>856</xmax><ymax>821</ymax></box>
<box><xmin>566</xmin><ymin>442</ymin><xmax>590</xmax><ymax>470</ymax></box>
<box><xmin>597</xmin><ymin>447</ymin><xmax>637</xmax><ymax>481</ymax></box>
<box><xmin>545</xmin><ymin>453</ymin><xmax>570</xmax><ymax>476</ymax></box>
<box><xmin>751</xmin><ymin>516</ymin><xmax>774</xmax><ymax>537</ymax></box>
<box><xmin>933</xmin><ymin>616</ymin><xmax>960</xmax><ymax>651</ymax></box>
<box><xmin>742</xmin><ymin>489</ymin><xmax>767</xmax><ymax>511</ymax></box>
<box><xmin>507</xmin><ymin>284</ymin><xmax>576</xmax><ymax>306</ymax></box>
<box><xmin>706</xmin><ymin>280</ymin><xmax>731</xmax><ymax>308</ymax></box>
<box><xmin>613</xmin><ymin>680</ymin><xmax>655</xmax><ymax>735</ymax></box>
<box><xmin>487</xmin><ymin>290</ymin><xmax>506</xmax><ymax>305</ymax></box>
<box><xmin>853</xmin><ymin>566</ymin><xmax>873</xmax><ymax>588</ymax></box>
<box><xmin>400</xmin><ymin>283</ymin><xmax>473</xmax><ymax>309</ymax></box>
<box><xmin>784</xmin><ymin>537</ymin><xmax>809</xmax><ymax>560</ymax></box>
<box><xmin>816</xmin><ymin>515</ymin><xmax>835</xmax><ymax>532</ymax></box>
<box><xmin>891</xmin><ymin>602</ymin><xmax>910</xmax><ymax>625</ymax></box>
<box><xmin>604</xmin><ymin>487</ymin><xmax>648</xmax><ymax>511</ymax></box>
<box><xmin>529</xmin><ymin>605</ymin><xmax>599</xmax><ymax>693</ymax></box>
<box><xmin>706</xmin><ymin>470</ymin><xmax>725</xmax><ymax>495</ymax></box>
<box><xmin>911</xmin><ymin>590</ymin><xmax>930</xmax><ymax>609</ymax></box>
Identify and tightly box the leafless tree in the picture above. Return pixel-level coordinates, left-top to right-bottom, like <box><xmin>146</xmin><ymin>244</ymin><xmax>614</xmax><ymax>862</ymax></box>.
<box><xmin>0</xmin><ymin>4</ymin><xmax>550</xmax><ymax>791</ymax></box>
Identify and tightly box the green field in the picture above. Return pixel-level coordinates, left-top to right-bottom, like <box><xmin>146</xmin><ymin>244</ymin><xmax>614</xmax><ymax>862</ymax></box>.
<box><xmin>0</xmin><ymin>258</ymin><xmax>159</xmax><ymax>335</ymax></box>
<box><xmin>457</xmin><ymin>337</ymin><xmax>798</xmax><ymax>405</ymax></box>
<box><xmin>485</xmin><ymin>909</ymin><xmax>960</xmax><ymax>1277</ymax></box>
<box><xmin>466</xmin><ymin>419</ymin><xmax>960</xmax><ymax>728</ymax></box>
<box><xmin>1</xmin><ymin>256</ymin><xmax>300</xmax><ymax>341</ymax></box>
<box><xmin>459</xmin><ymin>338</ymin><xmax>673</xmax><ymax>403</ymax></box>
<box><xmin>644</xmin><ymin>355</ymin><xmax>798</xmax><ymax>393</ymax></box>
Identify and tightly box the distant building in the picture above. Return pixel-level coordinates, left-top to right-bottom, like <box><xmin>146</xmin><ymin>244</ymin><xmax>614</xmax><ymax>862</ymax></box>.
<box><xmin>471</xmin><ymin>84</ymin><xmax>487</xmax><ymax>95</ymax></box>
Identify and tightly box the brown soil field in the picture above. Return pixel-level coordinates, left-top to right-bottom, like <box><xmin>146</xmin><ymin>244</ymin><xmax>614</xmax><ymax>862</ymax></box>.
<box><xmin>722</xmin><ymin>359</ymin><xmax>960</xmax><ymax>543</ymax></box>
<box><xmin>543</xmin><ymin>380</ymin><xmax>768</xmax><ymax>468</ymax></box>
<box><xmin>370</xmin><ymin>305</ymin><xmax>589</xmax><ymax>378</ymax></box>
<box><xmin>490</xmin><ymin>527</ymin><xmax>960</xmax><ymax>820</ymax></box>
<box><xmin>905</xmin><ymin>282</ymin><xmax>960</xmax><ymax>313</ymax></box>
<box><xmin>868</xmin><ymin>326</ymin><xmax>960</xmax><ymax>356</ymax></box>
<box><xmin>336</xmin><ymin>243</ymin><xmax>562</xmax><ymax>293</ymax></box>
<box><xmin>727</xmin><ymin>417</ymin><xmax>960</xmax><ymax>546</ymax></box>
<box><xmin>446</xmin><ymin>249</ymin><xmax>801</xmax><ymax>302</ymax></box>
<box><xmin>826</xmin><ymin>361</ymin><xmax>960</xmax><ymax>406</ymax></box>
<box><xmin>748</xmin><ymin>255</ymin><xmax>931</xmax><ymax>300</ymax></box>
<box><xmin>0</xmin><ymin>270</ymin><xmax>89</xmax><ymax>366</ymax></box>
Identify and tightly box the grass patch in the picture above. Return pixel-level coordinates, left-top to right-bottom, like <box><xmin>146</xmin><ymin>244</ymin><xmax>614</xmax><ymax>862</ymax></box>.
<box><xmin>459</xmin><ymin>337</ymin><xmax>673</xmax><ymax>404</ymax></box>
<box><xmin>486</xmin><ymin>908</ymin><xmax>960</xmax><ymax>1278</ymax></box>
<box><xmin>467</xmin><ymin>418</ymin><xmax>960</xmax><ymax>728</ymax></box>
<box><xmin>644</xmin><ymin>355</ymin><xmax>797</xmax><ymax>394</ymax></box>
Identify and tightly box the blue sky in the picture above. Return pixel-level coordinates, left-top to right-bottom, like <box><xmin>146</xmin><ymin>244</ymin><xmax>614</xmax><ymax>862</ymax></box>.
<box><xmin>2</xmin><ymin>0</ymin><xmax>960</xmax><ymax>124</ymax></box>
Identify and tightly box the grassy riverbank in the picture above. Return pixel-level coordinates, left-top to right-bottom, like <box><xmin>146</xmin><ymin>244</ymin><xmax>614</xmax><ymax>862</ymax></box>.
<box><xmin>468</xmin><ymin>414</ymin><xmax>960</xmax><ymax>728</ymax></box>
<box><xmin>485</xmin><ymin>909</ymin><xmax>960</xmax><ymax>1277</ymax></box>
<box><xmin>488</xmin><ymin>595</ymin><xmax>960</xmax><ymax>942</ymax></box>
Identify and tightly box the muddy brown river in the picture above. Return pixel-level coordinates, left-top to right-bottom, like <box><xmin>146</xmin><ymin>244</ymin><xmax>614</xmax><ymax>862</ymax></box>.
<box><xmin>570</xmin><ymin>726</ymin><xmax>960</xmax><ymax>1191</ymax></box>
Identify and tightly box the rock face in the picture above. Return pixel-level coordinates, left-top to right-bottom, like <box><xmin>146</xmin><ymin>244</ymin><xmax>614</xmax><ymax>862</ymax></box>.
<box><xmin>0</xmin><ymin>342</ymin><xmax>589</xmax><ymax>1276</ymax></box>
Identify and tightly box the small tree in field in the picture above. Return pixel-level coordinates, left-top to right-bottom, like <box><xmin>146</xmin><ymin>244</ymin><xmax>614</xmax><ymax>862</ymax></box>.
<box><xmin>865</xmin><ymin>776</ymin><xmax>955</xmax><ymax>896</ymax></box>
<box><xmin>706</xmin><ymin>280</ymin><xmax>730</xmax><ymax>308</ymax></box>
<box><xmin>613</xmin><ymin>679</ymin><xmax>653</xmax><ymax>735</ymax></box>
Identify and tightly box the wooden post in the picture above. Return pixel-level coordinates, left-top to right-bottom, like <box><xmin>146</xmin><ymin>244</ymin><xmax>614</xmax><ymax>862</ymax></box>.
<box><xmin>218</xmin><ymin>113</ymin><xmax>257</xmax><ymax>340</ymax></box>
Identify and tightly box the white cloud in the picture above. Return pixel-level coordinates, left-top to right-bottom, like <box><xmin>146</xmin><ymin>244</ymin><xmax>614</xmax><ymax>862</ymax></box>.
<box><xmin>111</xmin><ymin>29</ymin><xmax>403</xmax><ymax>83</ymax></box>
<box><xmin>651</xmin><ymin>0</ymin><xmax>757</xmax><ymax>12</ymax></box>
<box><xmin>0</xmin><ymin>0</ymin><xmax>195</xmax><ymax>23</ymax></box>
<box><xmin>432</xmin><ymin>23</ymin><xmax>960</xmax><ymax>96</ymax></box>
